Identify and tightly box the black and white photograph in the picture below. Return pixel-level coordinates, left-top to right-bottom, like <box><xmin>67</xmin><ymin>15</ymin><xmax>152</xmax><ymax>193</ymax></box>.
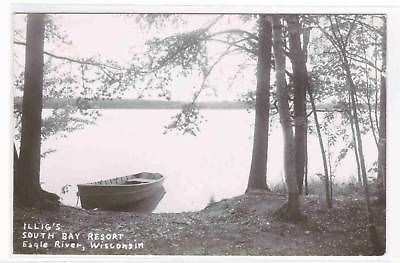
<box><xmin>2</xmin><ymin>2</ymin><xmax>399</xmax><ymax>261</ymax></box>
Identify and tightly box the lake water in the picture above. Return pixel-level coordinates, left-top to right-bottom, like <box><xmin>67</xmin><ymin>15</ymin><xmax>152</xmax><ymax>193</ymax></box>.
<box><xmin>40</xmin><ymin>109</ymin><xmax>377</xmax><ymax>213</ymax></box>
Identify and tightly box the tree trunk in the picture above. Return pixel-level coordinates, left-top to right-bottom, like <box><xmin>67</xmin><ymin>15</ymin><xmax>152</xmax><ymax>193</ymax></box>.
<box><xmin>16</xmin><ymin>14</ymin><xmax>59</xmax><ymax>208</ymax></box>
<box><xmin>272</xmin><ymin>15</ymin><xmax>302</xmax><ymax>220</ymax></box>
<box><xmin>14</xmin><ymin>143</ymin><xmax>19</xmax><ymax>178</ymax></box>
<box><xmin>377</xmin><ymin>73</ymin><xmax>386</xmax><ymax>203</ymax></box>
<box><xmin>342</xmin><ymin>55</ymin><xmax>370</xmax><ymax>191</ymax></box>
<box><xmin>363</xmin><ymin>58</ymin><xmax>379</xmax><ymax>148</ymax></box>
<box><xmin>307</xmin><ymin>85</ymin><xmax>332</xmax><ymax>208</ymax></box>
<box><xmin>341</xmin><ymin>53</ymin><xmax>383</xmax><ymax>255</ymax></box>
<box><xmin>287</xmin><ymin>15</ymin><xmax>307</xmax><ymax>195</ymax></box>
<box><xmin>304</xmin><ymin>122</ymin><xmax>309</xmax><ymax>195</ymax></box>
<box><xmin>324</xmin><ymin>15</ymin><xmax>383</xmax><ymax>255</ymax></box>
<box><xmin>302</xmin><ymin>24</ymin><xmax>311</xmax><ymax>197</ymax></box>
<box><xmin>347</xmin><ymin>98</ymin><xmax>362</xmax><ymax>184</ymax></box>
<box><xmin>299</xmin><ymin>16</ymin><xmax>331</xmax><ymax>206</ymax></box>
<box><xmin>246</xmin><ymin>15</ymin><xmax>272</xmax><ymax>193</ymax></box>
<box><xmin>327</xmin><ymin>146</ymin><xmax>334</xmax><ymax>202</ymax></box>
<box><xmin>373</xmin><ymin>34</ymin><xmax>380</xmax><ymax>133</ymax></box>
<box><xmin>366</xmin><ymin>95</ymin><xmax>379</xmax><ymax>148</ymax></box>
<box><xmin>13</xmin><ymin>143</ymin><xmax>20</xmax><ymax>204</ymax></box>
<box><xmin>377</xmin><ymin>17</ymin><xmax>386</xmax><ymax>204</ymax></box>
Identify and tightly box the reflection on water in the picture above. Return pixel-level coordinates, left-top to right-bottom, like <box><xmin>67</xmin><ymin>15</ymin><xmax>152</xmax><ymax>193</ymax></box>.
<box><xmin>40</xmin><ymin>109</ymin><xmax>378</xmax><ymax>213</ymax></box>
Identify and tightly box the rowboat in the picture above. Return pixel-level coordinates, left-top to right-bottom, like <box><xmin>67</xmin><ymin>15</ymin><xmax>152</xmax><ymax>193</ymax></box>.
<box><xmin>77</xmin><ymin>172</ymin><xmax>165</xmax><ymax>211</ymax></box>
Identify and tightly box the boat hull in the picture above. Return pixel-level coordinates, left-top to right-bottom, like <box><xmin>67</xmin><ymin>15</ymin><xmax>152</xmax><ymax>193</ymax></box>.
<box><xmin>77</xmin><ymin>172</ymin><xmax>165</xmax><ymax>211</ymax></box>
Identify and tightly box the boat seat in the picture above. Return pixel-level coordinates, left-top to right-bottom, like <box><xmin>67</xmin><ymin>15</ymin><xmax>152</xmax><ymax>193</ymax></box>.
<box><xmin>126</xmin><ymin>178</ymin><xmax>154</xmax><ymax>184</ymax></box>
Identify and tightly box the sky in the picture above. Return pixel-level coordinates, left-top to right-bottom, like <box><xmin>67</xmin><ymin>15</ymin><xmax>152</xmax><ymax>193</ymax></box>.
<box><xmin>13</xmin><ymin>14</ymin><xmax>257</xmax><ymax>102</ymax></box>
<box><xmin>13</xmin><ymin>14</ymin><xmax>385</xmax><ymax>103</ymax></box>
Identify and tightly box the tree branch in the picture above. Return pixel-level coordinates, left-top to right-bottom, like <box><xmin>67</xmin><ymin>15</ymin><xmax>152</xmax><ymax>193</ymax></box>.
<box><xmin>343</xmin><ymin>15</ymin><xmax>359</xmax><ymax>49</ymax></box>
<box><xmin>346</xmin><ymin>52</ymin><xmax>383</xmax><ymax>73</ymax></box>
<box><xmin>312</xmin><ymin>18</ymin><xmax>342</xmax><ymax>53</ymax></box>
<box><xmin>207</xmin><ymin>37</ymin><xmax>256</xmax><ymax>55</ymax></box>
<box><xmin>14</xmin><ymin>41</ymin><xmax>126</xmax><ymax>71</ymax></box>
<box><xmin>192</xmin><ymin>46</ymin><xmax>240</xmax><ymax>102</ymax></box>
<box><xmin>202</xmin><ymin>15</ymin><xmax>225</xmax><ymax>31</ymax></box>
<box><xmin>207</xmin><ymin>29</ymin><xmax>259</xmax><ymax>41</ymax></box>
<box><xmin>337</xmin><ymin>15</ymin><xmax>384</xmax><ymax>37</ymax></box>
<box><xmin>333</xmin><ymin>16</ymin><xmax>347</xmax><ymax>49</ymax></box>
<box><xmin>321</xmin><ymin>49</ymin><xmax>383</xmax><ymax>73</ymax></box>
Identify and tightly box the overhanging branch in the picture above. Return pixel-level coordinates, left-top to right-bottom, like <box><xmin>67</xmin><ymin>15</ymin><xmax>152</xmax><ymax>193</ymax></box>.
<box><xmin>14</xmin><ymin>41</ymin><xmax>126</xmax><ymax>71</ymax></box>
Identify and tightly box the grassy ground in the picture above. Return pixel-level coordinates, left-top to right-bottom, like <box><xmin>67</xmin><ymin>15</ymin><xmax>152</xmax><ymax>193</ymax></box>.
<box><xmin>13</xmin><ymin>190</ymin><xmax>385</xmax><ymax>256</ymax></box>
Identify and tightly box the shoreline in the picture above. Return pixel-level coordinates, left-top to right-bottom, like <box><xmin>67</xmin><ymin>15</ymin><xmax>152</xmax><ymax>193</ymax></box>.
<box><xmin>13</xmin><ymin>191</ymin><xmax>386</xmax><ymax>256</ymax></box>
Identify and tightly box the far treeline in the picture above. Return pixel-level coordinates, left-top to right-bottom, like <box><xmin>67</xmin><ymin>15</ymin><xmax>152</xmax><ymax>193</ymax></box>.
<box><xmin>14</xmin><ymin>97</ymin><xmax>360</xmax><ymax>111</ymax></box>
<box><xmin>14</xmin><ymin>97</ymin><xmax>248</xmax><ymax>110</ymax></box>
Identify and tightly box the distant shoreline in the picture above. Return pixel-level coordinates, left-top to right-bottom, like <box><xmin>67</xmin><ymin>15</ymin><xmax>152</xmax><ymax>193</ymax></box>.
<box><xmin>14</xmin><ymin>97</ymin><xmax>249</xmax><ymax>110</ymax></box>
<box><xmin>14</xmin><ymin>97</ymin><xmax>357</xmax><ymax>112</ymax></box>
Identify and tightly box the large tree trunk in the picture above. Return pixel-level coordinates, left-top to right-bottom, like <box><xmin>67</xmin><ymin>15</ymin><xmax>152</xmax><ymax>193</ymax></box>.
<box><xmin>287</xmin><ymin>15</ymin><xmax>307</xmax><ymax>195</ymax></box>
<box><xmin>13</xmin><ymin>143</ymin><xmax>19</xmax><ymax>204</ymax></box>
<box><xmin>246</xmin><ymin>15</ymin><xmax>272</xmax><ymax>192</ymax></box>
<box><xmin>16</xmin><ymin>14</ymin><xmax>59</xmax><ymax>208</ymax></box>
<box><xmin>272</xmin><ymin>15</ymin><xmax>302</xmax><ymax>220</ymax></box>
<box><xmin>377</xmin><ymin>17</ymin><xmax>386</xmax><ymax>204</ymax></box>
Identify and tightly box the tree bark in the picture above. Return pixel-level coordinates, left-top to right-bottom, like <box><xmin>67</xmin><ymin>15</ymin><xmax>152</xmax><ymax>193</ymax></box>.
<box><xmin>246</xmin><ymin>15</ymin><xmax>272</xmax><ymax>192</ymax></box>
<box><xmin>16</xmin><ymin>14</ymin><xmax>59</xmax><ymax>208</ymax></box>
<box><xmin>287</xmin><ymin>15</ymin><xmax>307</xmax><ymax>195</ymax></box>
<box><xmin>272</xmin><ymin>15</ymin><xmax>302</xmax><ymax>220</ymax></box>
<box><xmin>13</xmin><ymin>143</ymin><xmax>20</xmax><ymax>204</ymax></box>
<box><xmin>17</xmin><ymin>14</ymin><xmax>46</xmax><ymax>205</ymax></box>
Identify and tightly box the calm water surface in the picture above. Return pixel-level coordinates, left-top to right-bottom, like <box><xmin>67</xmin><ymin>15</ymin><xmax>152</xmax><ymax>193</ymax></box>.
<box><xmin>40</xmin><ymin>109</ymin><xmax>377</xmax><ymax>213</ymax></box>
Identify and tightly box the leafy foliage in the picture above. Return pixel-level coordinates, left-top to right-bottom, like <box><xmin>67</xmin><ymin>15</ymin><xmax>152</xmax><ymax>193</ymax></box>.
<box><xmin>306</xmin><ymin>14</ymin><xmax>384</xmax><ymax>175</ymax></box>
<box><xmin>164</xmin><ymin>103</ymin><xmax>205</xmax><ymax>136</ymax></box>
<box><xmin>134</xmin><ymin>14</ymin><xmax>259</xmax><ymax>135</ymax></box>
<box><xmin>13</xmin><ymin>14</ymin><xmax>141</xmax><ymax>155</ymax></box>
